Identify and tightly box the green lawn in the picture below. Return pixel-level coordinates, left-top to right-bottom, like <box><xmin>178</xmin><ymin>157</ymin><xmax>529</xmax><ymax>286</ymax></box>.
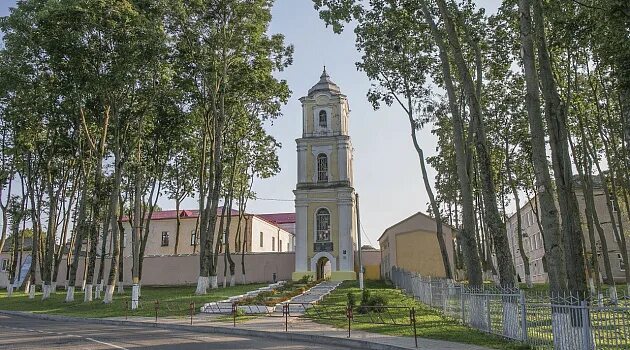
<box><xmin>0</xmin><ymin>284</ymin><xmax>266</xmax><ymax>319</ymax></box>
<box><xmin>306</xmin><ymin>280</ymin><xmax>530</xmax><ymax>350</ymax></box>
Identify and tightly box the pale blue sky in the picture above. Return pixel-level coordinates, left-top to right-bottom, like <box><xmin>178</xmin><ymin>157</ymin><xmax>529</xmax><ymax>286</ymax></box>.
<box><xmin>0</xmin><ymin>0</ymin><xmax>503</xmax><ymax>246</ymax></box>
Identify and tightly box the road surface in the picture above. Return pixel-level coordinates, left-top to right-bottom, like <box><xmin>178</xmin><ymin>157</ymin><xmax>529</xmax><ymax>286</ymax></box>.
<box><xmin>0</xmin><ymin>313</ymin><xmax>347</xmax><ymax>349</ymax></box>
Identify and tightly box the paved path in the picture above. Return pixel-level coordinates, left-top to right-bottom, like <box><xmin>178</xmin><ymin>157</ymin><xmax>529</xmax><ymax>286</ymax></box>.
<box><xmin>0</xmin><ymin>313</ymin><xmax>347</xmax><ymax>350</ymax></box>
<box><xmin>107</xmin><ymin>312</ymin><xmax>491</xmax><ymax>350</ymax></box>
<box><xmin>275</xmin><ymin>280</ymin><xmax>342</xmax><ymax>313</ymax></box>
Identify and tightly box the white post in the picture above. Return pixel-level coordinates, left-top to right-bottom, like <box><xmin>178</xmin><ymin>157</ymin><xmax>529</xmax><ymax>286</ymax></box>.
<box><xmin>131</xmin><ymin>283</ymin><xmax>140</xmax><ymax>310</ymax></box>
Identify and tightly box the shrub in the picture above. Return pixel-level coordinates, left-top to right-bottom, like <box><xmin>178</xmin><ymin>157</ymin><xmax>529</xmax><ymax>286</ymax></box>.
<box><xmin>298</xmin><ymin>275</ymin><xmax>313</xmax><ymax>284</ymax></box>
<box><xmin>358</xmin><ymin>289</ymin><xmax>388</xmax><ymax>314</ymax></box>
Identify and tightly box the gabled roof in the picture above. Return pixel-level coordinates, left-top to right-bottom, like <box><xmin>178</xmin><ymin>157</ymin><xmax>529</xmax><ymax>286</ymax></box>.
<box><xmin>377</xmin><ymin>211</ymin><xmax>456</xmax><ymax>242</ymax></box>
<box><xmin>256</xmin><ymin>213</ymin><xmax>296</xmax><ymax>225</ymax></box>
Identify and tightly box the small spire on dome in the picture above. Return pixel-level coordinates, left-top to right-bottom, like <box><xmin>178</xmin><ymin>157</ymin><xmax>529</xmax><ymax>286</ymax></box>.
<box><xmin>321</xmin><ymin>65</ymin><xmax>329</xmax><ymax>79</ymax></box>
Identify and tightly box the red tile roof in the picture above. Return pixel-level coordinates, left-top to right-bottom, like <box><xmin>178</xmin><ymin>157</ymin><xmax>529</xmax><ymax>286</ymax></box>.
<box><xmin>256</xmin><ymin>213</ymin><xmax>296</xmax><ymax>225</ymax></box>
<box><xmin>121</xmin><ymin>207</ymin><xmax>239</xmax><ymax>222</ymax></box>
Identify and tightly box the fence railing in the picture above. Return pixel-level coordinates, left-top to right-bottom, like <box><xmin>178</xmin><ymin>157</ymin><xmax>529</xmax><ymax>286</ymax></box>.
<box><xmin>390</xmin><ymin>266</ymin><xmax>630</xmax><ymax>350</ymax></box>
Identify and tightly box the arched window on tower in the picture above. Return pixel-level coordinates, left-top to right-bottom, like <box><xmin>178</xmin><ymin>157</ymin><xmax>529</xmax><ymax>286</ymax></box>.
<box><xmin>316</xmin><ymin>208</ymin><xmax>331</xmax><ymax>242</ymax></box>
<box><xmin>319</xmin><ymin>110</ymin><xmax>327</xmax><ymax>128</ymax></box>
<box><xmin>317</xmin><ymin>153</ymin><xmax>328</xmax><ymax>182</ymax></box>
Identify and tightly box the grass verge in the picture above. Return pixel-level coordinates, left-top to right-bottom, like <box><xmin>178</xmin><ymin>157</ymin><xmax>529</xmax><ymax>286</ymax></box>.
<box><xmin>0</xmin><ymin>283</ymin><xmax>267</xmax><ymax>319</ymax></box>
<box><xmin>305</xmin><ymin>280</ymin><xmax>530</xmax><ymax>350</ymax></box>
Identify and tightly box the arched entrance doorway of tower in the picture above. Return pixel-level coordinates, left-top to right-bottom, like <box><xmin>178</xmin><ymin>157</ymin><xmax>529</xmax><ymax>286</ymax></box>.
<box><xmin>316</xmin><ymin>256</ymin><xmax>331</xmax><ymax>280</ymax></box>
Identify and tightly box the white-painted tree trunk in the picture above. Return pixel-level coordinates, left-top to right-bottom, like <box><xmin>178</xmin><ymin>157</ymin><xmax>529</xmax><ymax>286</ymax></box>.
<box><xmin>81</xmin><ymin>279</ymin><xmax>86</xmax><ymax>291</ymax></box>
<box><xmin>230</xmin><ymin>275</ymin><xmax>235</xmax><ymax>287</ymax></box>
<box><xmin>84</xmin><ymin>284</ymin><xmax>93</xmax><ymax>302</ymax></box>
<box><xmin>117</xmin><ymin>284</ymin><xmax>124</xmax><ymax>294</ymax></box>
<box><xmin>210</xmin><ymin>275</ymin><xmax>218</xmax><ymax>289</ymax></box>
<box><xmin>65</xmin><ymin>286</ymin><xmax>75</xmax><ymax>302</ymax></box>
<box><xmin>241</xmin><ymin>275</ymin><xmax>246</xmax><ymax>285</ymax></box>
<box><xmin>610</xmin><ymin>287</ymin><xmax>618</xmax><ymax>303</ymax></box>
<box><xmin>103</xmin><ymin>285</ymin><xmax>115</xmax><ymax>304</ymax></box>
<box><xmin>28</xmin><ymin>285</ymin><xmax>35</xmax><ymax>299</ymax></box>
<box><xmin>222</xmin><ymin>275</ymin><xmax>227</xmax><ymax>288</ymax></box>
<box><xmin>131</xmin><ymin>284</ymin><xmax>140</xmax><ymax>310</ymax></box>
<box><xmin>6</xmin><ymin>285</ymin><xmax>13</xmax><ymax>297</ymax></box>
<box><xmin>24</xmin><ymin>280</ymin><xmax>31</xmax><ymax>293</ymax></box>
<box><xmin>94</xmin><ymin>287</ymin><xmax>101</xmax><ymax>300</ymax></box>
<box><xmin>138</xmin><ymin>284</ymin><xmax>141</xmax><ymax>297</ymax></box>
<box><xmin>502</xmin><ymin>300</ymin><xmax>520</xmax><ymax>339</ymax></box>
<box><xmin>41</xmin><ymin>285</ymin><xmax>50</xmax><ymax>300</ymax></box>
<box><xmin>195</xmin><ymin>276</ymin><xmax>209</xmax><ymax>295</ymax></box>
<box><xmin>551</xmin><ymin>310</ymin><xmax>593</xmax><ymax>350</ymax></box>
<box><xmin>51</xmin><ymin>282</ymin><xmax>57</xmax><ymax>294</ymax></box>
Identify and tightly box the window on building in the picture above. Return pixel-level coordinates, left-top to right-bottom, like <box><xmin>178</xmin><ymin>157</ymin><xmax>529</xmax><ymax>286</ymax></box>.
<box><xmin>317</xmin><ymin>153</ymin><xmax>328</xmax><ymax>182</ymax></box>
<box><xmin>0</xmin><ymin>259</ymin><xmax>7</xmax><ymax>272</ymax></box>
<box><xmin>279</xmin><ymin>240</ymin><xmax>282</xmax><ymax>252</ymax></box>
<box><xmin>619</xmin><ymin>253</ymin><xmax>626</xmax><ymax>271</ymax></box>
<box><xmin>260</xmin><ymin>232</ymin><xmax>264</xmax><ymax>248</ymax></box>
<box><xmin>316</xmin><ymin>208</ymin><xmax>331</xmax><ymax>242</ymax></box>
<box><xmin>272</xmin><ymin>237</ymin><xmax>276</xmax><ymax>251</ymax></box>
<box><xmin>161</xmin><ymin>231</ymin><xmax>169</xmax><ymax>247</ymax></box>
<box><xmin>287</xmin><ymin>242</ymin><xmax>290</xmax><ymax>251</ymax></box>
<box><xmin>191</xmin><ymin>230</ymin><xmax>197</xmax><ymax>246</ymax></box>
<box><xmin>319</xmin><ymin>110</ymin><xmax>327</xmax><ymax>128</ymax></box>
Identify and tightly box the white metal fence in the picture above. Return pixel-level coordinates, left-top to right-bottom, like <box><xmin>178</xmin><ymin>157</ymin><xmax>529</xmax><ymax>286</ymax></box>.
<box><xmin>390</xmin><ymin>267</ymin><xmax>630</xmax><ymax>349</ymax></box>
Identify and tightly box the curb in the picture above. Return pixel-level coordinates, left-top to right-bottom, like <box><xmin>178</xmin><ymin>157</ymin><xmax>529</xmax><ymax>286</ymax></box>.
<box><xmin>0</xmin><ymin>310</ymin><xmax>411</xmax><ymax>350</ymax></box>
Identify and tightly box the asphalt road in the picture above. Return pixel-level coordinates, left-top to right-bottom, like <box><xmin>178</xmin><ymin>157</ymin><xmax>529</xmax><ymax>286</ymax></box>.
<box><xmin>0</xmin><ymin>314</ymin><xmax>347</xmax><ymax>349</ymax></box>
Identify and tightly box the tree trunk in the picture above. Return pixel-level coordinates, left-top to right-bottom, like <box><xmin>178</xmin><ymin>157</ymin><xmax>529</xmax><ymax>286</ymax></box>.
<box><xmin>517</xmin><ymin>0</ymin><xmax>566</xmax><ymax>293</ymax></box>
<box><xmin>434</xmin><ymin>0</ymin><xmax>514</xmax><ymax>287</ymax></box>
<box><xmin>104</xmin><ymin>147</ymin><xmax>123</xmax><ymax>304</ymax></box>
<box><xmin>418</xmin><ymin>0</ymin><xmax>482</xmax><ymax>286</ymax></box>
<box><xmin>505</xmin><ymin>141</ymin><xmax>532</xmax><ymax>288</ymax></box>
<box><xmin>131</xmin><ymin>141</ymin><xmax>143</xmax><ymax>309</ymax></box>
<box><xmin>405</xmin><ymin>94</ymin><xmax>452</xmax><ymax>279</ymax></box>
<box><xmin>174</xmin><ymin>198</ymin><xmax>181</xmax><ymax>255</ymax></box>
<box><xmin>532</xmin><ymin>0</ymin><xmax>587</xmax><ymax>294</ymax></box>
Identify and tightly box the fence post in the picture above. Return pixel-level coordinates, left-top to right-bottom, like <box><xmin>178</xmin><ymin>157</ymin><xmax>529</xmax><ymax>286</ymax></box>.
<box><xmin>284</xmin><ymin>304</ymin><xmax>288</xmax><ymax>332</ymax></box>
<box><xmin>125</xmin><ymin>300</ymin><xmax>128</xmax><ymax>320</ymax></box>
<box><xmin>346</xmin><ymin>306</ymin><xmax>353</xmax><ymax>338</ymax></box>
<box><xmin>411</xmin><ymin>307</ymin><xmax>417</xmax><ymax>348</ymax></box>
<box><xmin>428</xmin><ymin>276</ymin><xmax>433</xmax><ymax>307</ymax></box>
<box><xmin>154</xmin><ymin>300</ymin><xmax>159</xmax><ymax>325</ymax></box>
<box><xmin>519</xmin><ymin>290</ymin><xmax>528</xmax><ymax>342</ymax></box>
<box><xmin>190</xmin><ymin>302</ymin><xmax>194</xmax><ymax>325</ymax></box>
<box><xmin>232</xmin><ymin>303</ymin><xmax>237</xmax><ymax>327</ymax></box>
<box><xmin>486</xmin><ymin>294</ymin><xmax>491</xmax><ymax>332</ymax></box>
<box><xmin>460</xmin><ymin>287</ymin><xmax>465</xmax><ymax>324</ymax></box>
<box><xmin>581</xmin><ymin>300</ymin><xmax>591</xmax><ymax>349</ymax></box>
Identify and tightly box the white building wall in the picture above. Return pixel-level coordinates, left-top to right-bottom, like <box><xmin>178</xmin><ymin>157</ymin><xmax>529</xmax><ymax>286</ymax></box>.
<box><xmin>250</xmin><ymin>217</ymin><xmax>294</xmax><ymax>253</ymax></box>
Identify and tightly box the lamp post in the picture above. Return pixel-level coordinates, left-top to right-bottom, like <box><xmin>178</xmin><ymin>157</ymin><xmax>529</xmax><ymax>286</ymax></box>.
<box><xmin>356</xmin><ymin>193</ymin><xmax>364</xmax><ymax>290</ymax></box>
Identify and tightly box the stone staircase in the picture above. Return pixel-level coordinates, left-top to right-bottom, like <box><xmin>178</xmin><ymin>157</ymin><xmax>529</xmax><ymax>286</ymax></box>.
<box><xmin>200</xmin><ymin>281</ymin><xmax>286</xmax><ymax>314</ymax></box>
<box><xmin>274</xmin><ymin>280</ymin><xmax>342</xmax><ymax>314</ymax></box>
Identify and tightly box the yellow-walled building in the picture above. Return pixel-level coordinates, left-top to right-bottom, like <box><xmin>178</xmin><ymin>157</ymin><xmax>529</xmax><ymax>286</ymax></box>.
<box><xmin>378</xmin><ymin>212</ymin><xmax>455</xmax><ymax>280</ymax></box>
